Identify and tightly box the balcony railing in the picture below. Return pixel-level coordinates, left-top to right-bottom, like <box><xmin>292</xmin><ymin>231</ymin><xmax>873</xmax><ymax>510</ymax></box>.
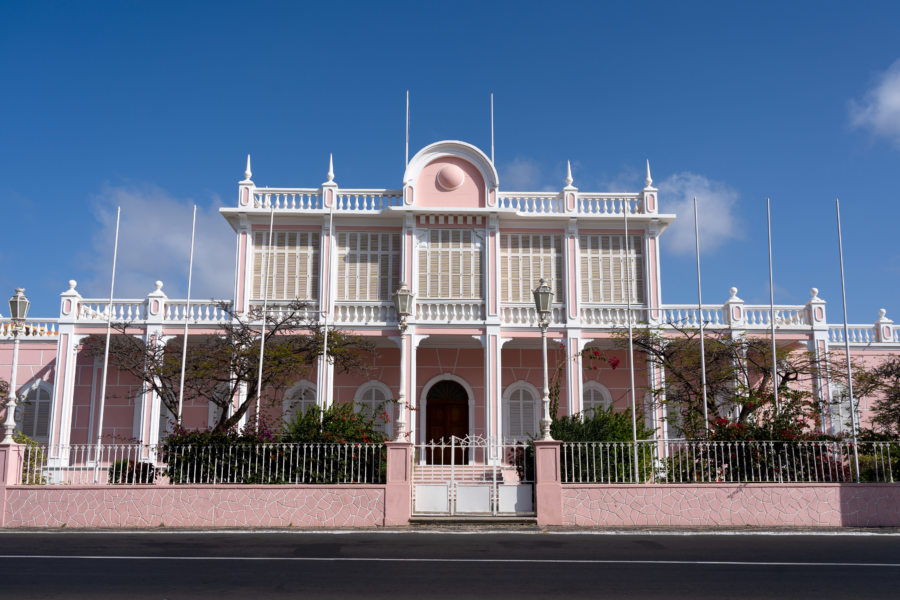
<box><xmin>0</xmin><ymin>319</ymin><xmax>59</xmax><ymax>339</ymax></box>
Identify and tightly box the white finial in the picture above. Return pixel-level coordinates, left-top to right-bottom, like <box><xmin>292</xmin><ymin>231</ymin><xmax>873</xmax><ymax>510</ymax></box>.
<box><xmin>68</xmin><ymin>280</ymin><xmax>77</xmax><ymax>290</ymax></box>
<box><xmin>155</xmin><ymin>281</ymin><xmax>163</xmax><ymax>291</ymax></box>
<box><xmin>327</xmin><ymin>154</ymin><xmax>334</xmax><ymax>183</ymax></box>
<box><xmin>565</xmin><ymin>160</ymin><xmax>573</xmax><ymax>187</ymax></box>
<box><xmin>810</xmin><ymin>287</ymin><xmax>819</xmax><ymax>300</ymax></box>
<box><xmin>243</xmin><ymin>154</ymin><xmax>252</xmax><ymax>181</ymax></box>
<box><xmin>644</xmin><ymin>159</ymin><xmax>653</xmax><ymax>188</ymax></box>
<box><xmin>729</xmin><ymin>286</ymin><xmax>738</xmax><ymax>298</ymax></box>
<box><xmin>879</xmin><ymin>308</ymin><xmax>887</xmax><ymax>318</ymax></box>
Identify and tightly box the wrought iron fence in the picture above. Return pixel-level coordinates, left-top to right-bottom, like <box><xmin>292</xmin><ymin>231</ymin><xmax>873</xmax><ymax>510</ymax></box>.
<box><xmin>561</xmin><ymin>440</ymin><xmax>898</xmax><ymax>484</ymax></box>
<box><xmin>20</xmin><ymin>442</ymin><xmax>386</xmax><ymax>486</ymax></box>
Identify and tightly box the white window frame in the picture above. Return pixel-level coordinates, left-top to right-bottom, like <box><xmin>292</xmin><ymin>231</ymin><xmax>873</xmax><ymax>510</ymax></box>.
<box><xmin>352</xmin><ymin>381</ymin><xmax>394</xmax><ymax>438</ymax></box>
<box><xmin>336</xmin><ymin>231</ymin><xmax>401</xmax><ymax>302</ymax></box>
<box><xmin>282</xmin><ymin>380</ymin><xmax>317</xmax><ymax>423</ymax></box>
<box><xmin>416</xmin><ymin>229</ymin><xmax>483</xmax><ymax>300</ymax></box>
<box><xmin>252</xmin><ymin>230</ymin><xmax>320</xmax><ymax>301</ymax></box>
<box><xmin>500</xmin><ymin>233</ymin><xmax>564</xmax><ymax>304</ymax></box>
<box><xmin>502</xmin><ymin>381</ymin><xmax>540</xmax><ymax>442</ymax></box>
<box><xmin>581</xmin><ymin>380</ymin><xmax>613</xmax><ymax>417</ymax></box>
<box><xmin>580</xmin><ymin>234</ymin><xmax>644</xmax><ymax>304</ymax></box>
<box><xmin>14</xmin><ymin>379</ymin><xmax>53</xmax><ymax>443</ymax></box>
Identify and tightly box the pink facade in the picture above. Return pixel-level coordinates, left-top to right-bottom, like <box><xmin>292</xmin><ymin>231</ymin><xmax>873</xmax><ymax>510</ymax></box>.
<box><xmin>0</xmin><ymin>139</ymin><xmax>898</xmax><ymax>452</ymax></box>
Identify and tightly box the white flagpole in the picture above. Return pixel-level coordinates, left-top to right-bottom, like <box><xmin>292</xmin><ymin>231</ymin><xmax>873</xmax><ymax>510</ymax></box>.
<box><xmin>94</xmin><ymin>206</ymin><xmax>121</xmax><ymax>483</ymax></box>
<box><xmin>623</xmin><ymin>199</ymin><xmax>639</xmax><ymax>482</ymax></box>
<box><xmin>835</xmin><ymin>198</ymin><xmax>861</xmax><ymax>481</ymax></box>
<box><xmin>177</xmin><ymin>205</ymin><xmax>197</xmax><ymax>425</ymax></box>
<box><xmin>255</xmin><ymin>206</ymin><xmax>276</xmax><ymax>430</ymax></box>
<box><xmin>766</xmin><ymin>198</ymin><xmax>779</xmax><ymax>413</ymax></box>
<box><xmin>405</xmin><ymin>90</ymin><xmax>410</xmax><ymax>167</ymax></box>
<box><xmin>490</xmin><ymin>93</ymin><xmax>495</xmax><ymax>164</ymax></box>
<box><xmin>694</xmin><ymin>197</ymin><xmax>709</xmax><ymax>433</ymax></box>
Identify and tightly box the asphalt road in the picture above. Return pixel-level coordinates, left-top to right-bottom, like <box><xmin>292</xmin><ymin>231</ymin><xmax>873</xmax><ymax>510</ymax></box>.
<box><xmin>0</xmin><ymin>530</ymin><xmax>898</xmax><ymax>599</ymax></box>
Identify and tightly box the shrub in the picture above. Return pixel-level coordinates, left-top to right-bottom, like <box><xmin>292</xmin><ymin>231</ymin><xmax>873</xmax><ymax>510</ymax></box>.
<box><xmin>108</xmin><ymin>459</ymin><xmax>157</xmax><ymax>484</ymax></box>
<box><xmin>13</xmin><ymin>431</ymin><xmax>46</xmax><ymax>485</ymax></box>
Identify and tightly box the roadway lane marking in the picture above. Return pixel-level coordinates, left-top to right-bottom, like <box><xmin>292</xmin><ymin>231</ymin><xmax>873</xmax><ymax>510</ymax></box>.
<box><xmin>1</xmin><ymin>555</ymin><xmax>898</xmax><ymax>567</ymax></box>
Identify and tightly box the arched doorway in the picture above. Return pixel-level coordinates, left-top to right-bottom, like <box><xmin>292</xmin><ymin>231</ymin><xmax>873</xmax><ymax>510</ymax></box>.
<box><xmin>425</xmin><ymin>379</ymin><xmax>469</xmax><ymax>443</ymax></box>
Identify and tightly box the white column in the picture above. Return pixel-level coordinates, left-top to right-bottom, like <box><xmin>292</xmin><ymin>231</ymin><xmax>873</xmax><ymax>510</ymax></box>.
<box><xmin>47</xmin><ymin>282</ymin><xmax>82</xmax><ymax>464</ymax></box>
<box><xmin>565</xmin><ymin>333</ymin><xmax>584</xmax><ymax>417</ymax></box>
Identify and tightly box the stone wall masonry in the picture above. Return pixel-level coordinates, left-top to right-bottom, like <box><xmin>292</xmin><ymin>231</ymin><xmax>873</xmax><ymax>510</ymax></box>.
<box><xmin>2</xmin><ymin>485</ymin><xmax>385</xmax><ymax>528</ymax></box>
<box><xmin>561</xmin><ymin>483</ymin><xmax>900</xmax><ymax>528</ymax></box>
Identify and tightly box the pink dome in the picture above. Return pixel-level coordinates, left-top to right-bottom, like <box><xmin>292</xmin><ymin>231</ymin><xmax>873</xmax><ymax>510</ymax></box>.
<box><xmin>436</xmin><ymin>164</ymin><xmax>465</xmax><ymax>191</ymax></box>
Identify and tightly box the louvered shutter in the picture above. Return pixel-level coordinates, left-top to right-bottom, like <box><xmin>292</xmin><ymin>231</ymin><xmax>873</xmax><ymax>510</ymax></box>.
<box><xmin>506</xmin><ymin>387</ymin><xmax>537</xmax><ymax>441</ymax></box>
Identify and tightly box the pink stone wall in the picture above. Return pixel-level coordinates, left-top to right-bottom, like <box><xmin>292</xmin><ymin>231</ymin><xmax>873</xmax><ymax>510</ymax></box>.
<box><xmin>561</xmin><ymin>483</ymin><xmax>900</xmax><ymax>527</ymax></box>
<box><xmin>3</xmin><ymin>485</ymin><xmax>386</xmax><ymax>528</ymax></box>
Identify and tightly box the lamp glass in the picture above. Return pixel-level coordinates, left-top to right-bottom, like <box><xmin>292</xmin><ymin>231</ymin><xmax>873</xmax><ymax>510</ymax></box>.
<box><xmin>8</xmin><ymin>288</ymin><xmax>30</xmax><ymax>322</ymax></box>
<box><xmin>532</xmin><ymin>279</ymin><xmax>553</xmax><ymax>314</ymax></box>
<box><xmin>393</xmin><ymin>284</ymin><xmax>414</xmax><ymax>317</ymax></box>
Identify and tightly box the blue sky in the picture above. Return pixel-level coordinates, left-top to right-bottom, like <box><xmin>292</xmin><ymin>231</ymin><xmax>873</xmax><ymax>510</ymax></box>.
<box><xmin>2</xmin><ymin>1</ymin><xmax>899</xmax><ymax>323</ymax></box>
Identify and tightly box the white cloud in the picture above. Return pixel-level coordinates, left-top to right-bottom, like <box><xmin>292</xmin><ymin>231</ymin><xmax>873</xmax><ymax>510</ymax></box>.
<box><xmin>658</xmin><ymin>172</ymin><xmax>742</xmax><ymax>255</ymax></box>
<box><xmin>82</xmin><ymin>184</ymin><xmax>235</xmax><ymax>301</ymax></box>
<box><xmin>500</xmin><ymin>157</ymin><xmax>543</xmax><ymax>189</ymax></box>
<box><xmin>850</xmin><ymin>59</ymin><xmax>900</xmax><ymax>147</ymax></box>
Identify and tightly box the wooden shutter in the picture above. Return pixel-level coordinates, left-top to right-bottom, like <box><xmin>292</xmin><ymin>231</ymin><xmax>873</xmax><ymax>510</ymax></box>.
<box><xmin>506</xmin><ymin>387</ymin><xmax>536</xmax><ymax>441</ymax></box>
<box><xmin>580</xmin><ymin>234</ymin><xmax>644</xmax><ymax>304</ymax></box>
<box><xmin>418</xmin><ymin>229</ymin><xmax>482</xmax><ymax>300</ymax></box>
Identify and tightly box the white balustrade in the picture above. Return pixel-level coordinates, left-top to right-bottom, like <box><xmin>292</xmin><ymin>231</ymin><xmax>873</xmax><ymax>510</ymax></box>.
<box><xmin>334</xmin><ymin>302</ymin><xmax>395</xmax><ymax>325</ymax></box>
<box><xmin>828</xmin><ymin>325</ymin><xmax>876</xmax><ymax>344</ymax></box>
<box><xmin>742</xmin><ymin>305</ymin><xmax>809</xmax><ymax>327</ymax></box>
<box><xmin>577</xmin><ymin>194</ymin><xmax>643</xmax><ymax>215</ymax></box>
<box><xmin>163</xmin><ymin>301</ymin><xmax>231</xmax><ymax>323</ymax></box>
<box><xmin>253</xmin><ymin>188</ymin><xmax>322</xmax><ymax>210</ymax></box>
<box><xmin>251</xmin><ymin>188</ymin><xmax>403</xmax><ymax>212</ymax></box>
<box><xmin>579</xmin><ymin>305</ymin><xmax>649</xmax><ymax>327</ymax></box>
<box><xmin>496</xmin><ymin>193</ymin><xmax>563</xmax><ymax>214</ymax></box>
<box><xmin>0</xmin><ymin>319</ymin><xmax>59</xmax><ymax>339</ymax></box>
<box><xmin>416</xmin><ymin>301</ymin><xmax>485</xmax><ymax>323</ymax></box>
<box><xmin>336</xmin><ymin>190</ymin><xmax>403</xmax><ymax>212</ymax></box>
<box><xmin>247</xmin><ymin>301</ymin><xmax>319</xmax><ymax>322</ymax></box>
<box><xmin>659</xmin><ymin>305</ymin><xmax>725</xmax><ymax>327</ymax></box>
<box><xmin>499</xmin><ymin>304</ymin><xmax>565</xmax><ymax>326</ymax></box>
<box><xmin>77</xmin><ymin>300</ymin><xmax>146</xmax><ymax>321</ymax></box>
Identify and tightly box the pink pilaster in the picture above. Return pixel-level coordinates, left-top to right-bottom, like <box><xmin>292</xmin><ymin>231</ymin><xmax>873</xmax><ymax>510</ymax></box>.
<box><xmin>534</xmin><ymin>440</ymin><xmax>563</xmax><ymax>526</ymax></box>
<box><xmin>383</xmin><ymin>441</ymin><xmax>412</xmax><ymax>526</ymax></box>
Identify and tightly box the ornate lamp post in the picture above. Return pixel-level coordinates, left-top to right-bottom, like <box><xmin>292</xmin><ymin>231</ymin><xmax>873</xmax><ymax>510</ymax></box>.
<box><xmin>3</xmin><ymin>288</ymin><xmax>30</xmax><ymax>444</ymax></box>
<box><xmin>532</xmin><ymin>278</ymin><xmax>554</xmax><ymax>440</ymax></box>
<box><xmin>392</xmin><ymin>282</ymin><xmax>414</xmax><ymax>441</ymax></box>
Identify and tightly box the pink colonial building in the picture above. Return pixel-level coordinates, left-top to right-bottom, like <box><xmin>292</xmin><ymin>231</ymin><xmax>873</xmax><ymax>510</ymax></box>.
<box><xmin>2</xmin><ymin>140</ymin><xmax>899</xmax><ymax>453</ymax></box>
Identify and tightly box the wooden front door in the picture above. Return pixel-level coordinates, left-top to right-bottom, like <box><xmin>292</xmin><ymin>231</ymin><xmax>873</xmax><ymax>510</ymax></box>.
<box><xmin>425</xmin><ymin>380</ymin><xmax>469</xmax><ymax>463</ymax></box>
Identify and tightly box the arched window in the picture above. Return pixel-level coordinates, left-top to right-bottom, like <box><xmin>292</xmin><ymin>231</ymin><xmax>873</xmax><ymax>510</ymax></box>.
<box><xmin>15</xmin><ymin>380</ymin><xmax>52</xmax><ymax>443</ymax></box>
<box><xmin>283</xmin><ymin>381</ymin><xmax>317</xmax><ymax>423</ymax></box>
<box><xmin>582</xmin><ymin>381</ymin><xmax>612</xmax><ymax>416</ymax></box>
<box><xmin>503</xmin><ymin>382</ymin><xmax>539</xmax><ymax>442</ymax></box>
<box><xmin>353</xmin><ymin>381</ymin><xmax>394</xmax><ymax>437</ymax></box>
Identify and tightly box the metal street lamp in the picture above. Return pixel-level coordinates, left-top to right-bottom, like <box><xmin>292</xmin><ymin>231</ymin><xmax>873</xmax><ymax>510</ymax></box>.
<box><xmin>392</xmin><ymin>282</ymin><xmax>415</xmax><ymax>441</ymax></box>
<box><xmin>532</xmin><ymin>278</ymin><xmax>553</xmax><ymax>440</ymax></box>
<box><xmin>3</xmin><ymin>288</ymin><xmax>30</xmax><ymax>444</ymax></box>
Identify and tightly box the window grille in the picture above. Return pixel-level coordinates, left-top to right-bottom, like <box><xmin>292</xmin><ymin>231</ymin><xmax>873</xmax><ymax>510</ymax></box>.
<box><xmin>252</xmin><ymin>231</ymin><xmax>320</xmax><ymax>301</ymax></box>
<box><xmin>353</xmin><ymin>382</ymin><xmax>393</xmax><ymax>437</ymax></box>
<box><xmin>504</xmin><ymin>384</ymin><xmax>538</xmax><ymax>441</ymax></box>
<box><xmin>582</xmin><ymin>381</ymin><xmax>612</xmax><ymax>416</ymax></box>
<box><xmin>580</xmin><ymin>234</ymin><xmax>644</xmax><ymax>303</ymax></box>
<box><xmin>417</xmin><ymin>229</ymin><xmax>482</xmax><ymax>299</ymax></box>
<box><xmin>283</xmin><ymin>381</ymin><xmax>317</xmax><ymax>422</ymax></box>
<box><xmin>500</xmin><ymin>233</ymin><xmax>564</xmax><ymax>303</ymax></box>
<box><xmin>16</xmin><ymin>382</ymin><xmax>51</xmax><ymax>442</ymax></box>
<box><xmin>336</xmin><ymin>232</ymin><xmax>401</xmax><ymax>302</ymax></box>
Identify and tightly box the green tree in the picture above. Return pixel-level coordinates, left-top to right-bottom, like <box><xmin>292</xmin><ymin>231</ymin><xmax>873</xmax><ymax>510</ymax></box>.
<box><xmin>82</xmin><ymin>301</ymin><xmax>374</xmax><ymax>430</ymax></box>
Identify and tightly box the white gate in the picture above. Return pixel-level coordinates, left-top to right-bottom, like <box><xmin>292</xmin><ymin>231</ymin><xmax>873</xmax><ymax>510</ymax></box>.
<box><xmin>412</xmin><ymin>435</ymin><xmax>535</xmax><ymax>516</ymax></box>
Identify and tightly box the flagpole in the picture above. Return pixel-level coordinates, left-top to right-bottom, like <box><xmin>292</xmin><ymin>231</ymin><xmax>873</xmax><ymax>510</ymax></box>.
<box><xmin>835</xmin><ymin>198</ymin><xmax>861</xmax><ymax>481</ymax></box>
<box><xmin>766</xmin><ymin>198</ymin><xmax>779</xmax><ymax>413</ymax></box>
<box><xmin>405</xmin><ymin>90</ymin><xmax>410</xmax><ymax>167</ymax></box>
<box><xmin>94</xmin><ymin>206</ymin><xmax>121</xmax><ymax>483</ymax></box>
<box><xmin>694</xmin><ymin>197</ymin><xmax>709</xmax><ymax>434</ymax></box>
<box><xmin>177</xmin><ymin>205</ymin><xmax>197</xmax><ymax>425</ymax></box>
<box><xmin>490</xmin><ymin>93</ymin><xmax>495</xmax><ymax>164</ymax></box>
<box><xmin>255</xmin><ymin>206</ymin><xmax>275</xmax><ymax>430</ymax></box>
<box><xmin>623</xmin><ymin>199</ymin><xmax>639</xmax><ymax>482</ymax></box>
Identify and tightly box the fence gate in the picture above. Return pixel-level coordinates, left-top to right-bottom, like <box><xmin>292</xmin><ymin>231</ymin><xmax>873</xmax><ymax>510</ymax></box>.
<box><xmin>412</xmin><ymin>436</ymin><xmax>534</xmax><ymax>516</ymax></box>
